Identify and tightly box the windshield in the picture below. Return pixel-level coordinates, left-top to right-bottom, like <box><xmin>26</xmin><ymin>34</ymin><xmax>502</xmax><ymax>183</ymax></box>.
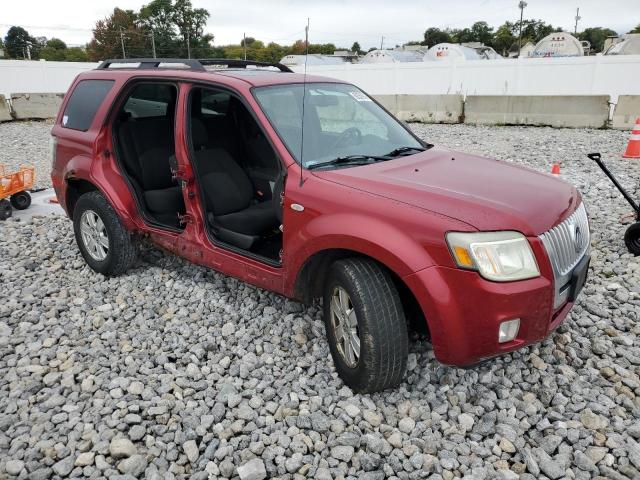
<box><xmin>253</xmin><ymin>82</ymin><xmax>423</xmax><ymax>169</ymax></box>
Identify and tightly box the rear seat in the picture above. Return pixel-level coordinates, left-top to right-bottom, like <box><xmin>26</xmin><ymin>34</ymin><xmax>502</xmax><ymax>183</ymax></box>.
<box><xmin>117</xmin><ymin>117</ymin><xmax>185</xmax><ymax>224</ymax></box>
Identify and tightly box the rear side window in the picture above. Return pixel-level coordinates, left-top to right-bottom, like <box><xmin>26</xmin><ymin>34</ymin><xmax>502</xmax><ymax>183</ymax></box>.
<box><xmin>124</xmin><ymin>84</ymin><xmax>175</xmax><ymax>118</ymax></box>
<box><xmin>62</xmin><ymin>80</ymin><xmax>114</xmax><ymax>131</ymax></box>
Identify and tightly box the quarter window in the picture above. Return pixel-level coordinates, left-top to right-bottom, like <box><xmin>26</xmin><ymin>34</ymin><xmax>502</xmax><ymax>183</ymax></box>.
<box><xmin>62</xmin><ymin>79</ymin><xmax>114</xmax><ymax>131</ymax></box>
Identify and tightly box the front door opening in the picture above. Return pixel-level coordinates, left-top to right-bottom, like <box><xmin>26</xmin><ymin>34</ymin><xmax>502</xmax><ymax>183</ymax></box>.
<box><xmin>188</xmin><ymin>87</ymin><xmax>284</xmax><ymax>262</ymax></box>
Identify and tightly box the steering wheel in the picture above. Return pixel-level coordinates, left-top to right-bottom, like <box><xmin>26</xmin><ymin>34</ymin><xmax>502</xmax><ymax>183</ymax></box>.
<box><xmin>331</xmin><ymin>127</ymin><xmax>362</xmax><ymax>149</ymax></box>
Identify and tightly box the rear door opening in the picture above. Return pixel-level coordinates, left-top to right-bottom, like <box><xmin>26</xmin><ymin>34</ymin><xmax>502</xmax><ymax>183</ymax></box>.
<box><xmin>112</xmin><ymin>82</ymin><xmax>185</xmax><ymax>230</ymax></box>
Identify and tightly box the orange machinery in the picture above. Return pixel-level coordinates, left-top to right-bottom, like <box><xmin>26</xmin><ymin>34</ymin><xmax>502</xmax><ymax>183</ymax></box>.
<box><xmin>0</xmin><ymin>165</ymin><xmax>34</xmax><ymax>220</ymax></box>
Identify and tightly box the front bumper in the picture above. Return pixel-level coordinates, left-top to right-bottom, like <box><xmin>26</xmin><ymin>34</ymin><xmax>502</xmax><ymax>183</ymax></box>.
<box><xmin>404</xmin><ymin>241</ymin><xmax>588</xmax><ymax>366</ymax></box>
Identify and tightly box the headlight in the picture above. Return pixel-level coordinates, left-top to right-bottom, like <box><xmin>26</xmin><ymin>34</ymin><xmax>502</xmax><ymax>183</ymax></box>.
<box><xmin>446</xmin><ymin>231</ymin><xmax>540</xmax><ymax>282</ymax></box>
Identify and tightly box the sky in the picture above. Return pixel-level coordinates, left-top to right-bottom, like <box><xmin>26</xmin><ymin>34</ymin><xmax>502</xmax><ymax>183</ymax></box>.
<box><xmin>1</xmin><ymin>0</ymin><xmax>638</xmax><ymax>49</ymax></box>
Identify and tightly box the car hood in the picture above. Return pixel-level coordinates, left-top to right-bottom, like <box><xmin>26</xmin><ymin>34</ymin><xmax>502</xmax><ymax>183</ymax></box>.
<box><xmin>313</xmin><ymin>147</ymin><xmax>580</xmax><ymax>236</ymax></box>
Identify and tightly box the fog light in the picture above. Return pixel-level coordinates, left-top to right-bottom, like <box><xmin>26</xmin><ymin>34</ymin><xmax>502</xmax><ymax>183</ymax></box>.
<box><xmin>498</xmin><ymin>319</ymin><xmax>520</xmax><ymax>343</ymax></box>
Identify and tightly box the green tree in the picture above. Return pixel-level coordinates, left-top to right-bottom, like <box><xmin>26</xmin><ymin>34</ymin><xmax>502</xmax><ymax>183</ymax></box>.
<box><xmin>40</xmin><ymin>37</ymin><xmax>68</xmax><ymax>61</ymax></box>
<box><xmin>351</xmin><ymin>41</ymin><xmax>361</xmax><ymax>54</ymax></box>
<box><xmin>450</xmin><ymin>28</ymin><xmax>473</xmax><ymax>44</ymax></box>
<box><xmin>472</xmin><ymin>22</ymin><xmax>494</xmax><ymax>45</ymax></box>
<box><xmin>513</xmin><ymin>19</ymin><xmax>560</xmax><ymax>43</ymax></box>
<box><xmin>46</xmin><ymin>38</ymin><xmax>67</xmax><ymax>50</ymax></box>
<box><xmin>241</xmin><ymin>36</ymin><xmax>256</xmax><ymax>47</ymax></box>
<box><xmin>139</xmin><ymin>0</ymin><xmax>180</xmax><ymax>56</ymax></box>
<box><xmin>493</xmin><ymin>23</ymin><xmax>516</xmax><ymax>55</ymax></box>
<box><xmin>87</xmin><ymin>8</ymin><xmax>149</xmax><ymax>60</ymax></box>
<box><xmin>172</xmin><ymin>0</ymin><xmax>210</xmax><ymax>56</ymax></box>
<box><xmin>628</xmin><ymin>24</ymin><xmax>640</xmax><ymax>34</ymax></box>
<box><xmin>578</xmin><ymin>27</ymin><xmax>618</xmax><ymax>52</ymax></box>
<box><xmin>308</xmin><ymin>43</ymin><xmax>336</xmax><ymax>54</ymax></box>
<box><xmin>422</xmin><ymin>27</ymin><xmax>452</xmax><ymax>48</ymax></box>
<box><xmin>4</xmin><ymin>26</ymin><xmax>35</xmax><ymax>59</ymax></box>
<box><xmin>64</xmin><ymin>47</ymin><xmax>89</xmax><ymax>62</ymax></box>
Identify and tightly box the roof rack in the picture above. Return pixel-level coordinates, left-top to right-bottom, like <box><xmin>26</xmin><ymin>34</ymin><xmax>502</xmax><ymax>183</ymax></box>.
<box><xmin>96</xmin><ymin>58</ymin><xmax>293</xmax><ymax>73</ymax></box>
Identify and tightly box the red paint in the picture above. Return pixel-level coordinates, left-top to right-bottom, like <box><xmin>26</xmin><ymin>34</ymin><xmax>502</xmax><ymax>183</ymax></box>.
<box><xmin>51</xmin><ymin>67</ymin><xmax>583</xmax><ymax>366</ymax></box>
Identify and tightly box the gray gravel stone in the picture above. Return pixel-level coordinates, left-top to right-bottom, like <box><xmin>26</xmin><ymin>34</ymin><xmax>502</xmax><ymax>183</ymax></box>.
<box><xmin>118</xmin><ymin>454</ymin><xmax>147</xmax><ymax>477</ymax></box>
<box><xmin>110</xmin><ymin>438</ymin><xmax>137</xmax><ymax>459</ymax></box>
<box><xmin>5</xmin><ymin>459</ymin><xmax>24</xmax><ymax>475</ymax></box>
<box><xmin>183</xmin><ymin>440</ymin><xmax>199</xmax><ymax>463</ymax></box>
<box><xmin>236</xmin><ymin>458</ymin><xmax>267</xmax><ymax>480</ymax></box>
<box><xmin>52</xmin><ymin>456</ymin><xmax>75</xmax><ymax>476</ymax></box>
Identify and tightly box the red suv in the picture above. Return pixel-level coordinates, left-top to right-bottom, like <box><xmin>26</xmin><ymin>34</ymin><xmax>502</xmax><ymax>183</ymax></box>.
<box><xmin>51</xmin><ymin>59</ymin><xmax>590</xmax><ymax>393</ymax></box>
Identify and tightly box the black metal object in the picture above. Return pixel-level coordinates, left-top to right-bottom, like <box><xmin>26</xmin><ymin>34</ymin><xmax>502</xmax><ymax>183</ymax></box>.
<box><xmin>96</xmin><ymin>58</ymin><xmax>293</xmax><ymax>73</ymax></box>
<box><xmin>588</xmin><ymin>152</ymin><xmax>640</xmax><ymax>255</ymax></box>
<box><xmin>588</xmin><ymin>152</ymin><xmax>640</xmax><ymax>215</ymax></box>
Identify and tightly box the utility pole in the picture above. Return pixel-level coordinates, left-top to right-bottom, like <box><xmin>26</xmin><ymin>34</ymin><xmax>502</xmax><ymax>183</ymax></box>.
<box><xmin>380</xmin><ymin>35</ymin><xmax>385</xmax><ymax>50</ymax></box>
<box><xmin>518</xmin><ymin>1</ymin><xmax>527</xmax><ymax>57</ymax></box>
<box><xmin>574</xmin><ymin>7</ymin><xmax>581</xmax><ymax>34</ymax></box>
<box><xmin>119</xmin><ymin>28</ymin><xmax>126</xmax><ymax>59</ymax></box>
<box><xmin>186</xmin><ymin>30</ymin><xmax>191</xmax><ymax>59</ymax></box>
<box><xmin>150</xmin><ymin>29</ymin><xmax>156</xmax><ymax>58</ymax></box>
<box><xmin>243</xmin><ymin>32</ymin><xmax>247</xmax><ymax>60</ymax></box>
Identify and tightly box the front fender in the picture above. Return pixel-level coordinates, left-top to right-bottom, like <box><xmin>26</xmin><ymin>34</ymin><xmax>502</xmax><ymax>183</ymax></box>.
<box><xmin>284</xmin><ymin>212</ymin><xmax>437</xmax><ymax>296</ymax></box>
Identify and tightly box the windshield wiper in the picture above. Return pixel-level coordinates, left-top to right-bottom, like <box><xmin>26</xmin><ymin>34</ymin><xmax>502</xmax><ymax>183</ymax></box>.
<box><xmin>384</xmin><ymin>146</ymin><xmax>427</xmax><ymax>157</ymax></box>
<box><xmin>308</xmin><ymin>154</ymin><xmax>388</xmax><ymax>170</ymax></box>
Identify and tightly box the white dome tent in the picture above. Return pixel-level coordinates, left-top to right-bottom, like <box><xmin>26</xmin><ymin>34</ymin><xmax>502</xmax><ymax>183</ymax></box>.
<box><xmin>361</xmin><ymin>49</ymin><xmax>425</xmax><ymax>64</ymax></box>
<box><xmin>426</xmin><ymin>43</ymin><xmax>503</xmax><ymax>61</ymax></box>
<box><xmin>531</xmin><ymin>32</ymin><xmax>587</xmax><ymax>57</ymax></box>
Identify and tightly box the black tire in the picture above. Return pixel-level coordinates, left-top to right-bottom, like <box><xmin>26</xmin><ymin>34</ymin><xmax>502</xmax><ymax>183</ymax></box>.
<box><xmin>323</xmin><ymin>258</ymin><xmax>408</xmax><ymax>393</ymax></box>
<box><xmin>0</xmin><ymin>199</ymin><xmax>11</xmax><ymax>220</ymax></box>
<box><xmin>73</xmin><ymin>191</ymin><xmax>138</xmax><ymax>276</ymax></box>
<box><xmin>625</xmin><ymin>222</ymin><xmax>640</xmax><ymax>256</ymax></box>
<box><xmin>10</xmin><ymin>191</ymin><xmax>31</xmax><ymax>210</ymax></box>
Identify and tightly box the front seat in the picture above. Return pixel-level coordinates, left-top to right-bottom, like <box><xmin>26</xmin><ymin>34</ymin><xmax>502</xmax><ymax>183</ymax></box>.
<box><xmin>197</xmin><ymin>148</ymin><xmax>278</xmax><ymax>249</ymax></box>
<box><xmin>117</xmin><ymin>117</ymin><xmax>185</xmax><ymax>226</ymax></box>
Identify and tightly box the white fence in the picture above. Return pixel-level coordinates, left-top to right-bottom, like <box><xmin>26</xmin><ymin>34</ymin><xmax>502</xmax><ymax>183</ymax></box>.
<box><xmin>0</xmin><ymin>60</ymin><xmax>98</xmax><ymax>97</ymax></box>
<box><xmin>1</xmin><ymin>56</ymin><xmax>639</xmax><ymax>102</ymax></box>
<box><xmin>294</xmin><ymin>55</ymin><xmax>640</xmax><ymax>104</ymax></box>
<box><xmin>1</xmin><ymin>57</ymin><xmax>639</xmax><ymax>127</ymax></box>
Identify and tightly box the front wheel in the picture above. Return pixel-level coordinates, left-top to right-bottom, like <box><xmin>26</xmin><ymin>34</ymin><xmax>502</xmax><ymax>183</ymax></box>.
<box><xmin>625</xmin><ymin>222</ymin><xmax>640</xmax><ymax>256</ymax></box>
<box><xmin>323</xmin><ymin>258</ymin><xmax>408</xmax><ymax>393</ymax></box>
<box><xmin>73</xmin><ymin>191</ymin><xmax>138</xmax><ymax>276</ymax></box>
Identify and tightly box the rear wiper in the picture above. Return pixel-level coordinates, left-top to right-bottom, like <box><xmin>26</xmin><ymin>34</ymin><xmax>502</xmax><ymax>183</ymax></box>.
<box><xmin>308</xmin><ymin>154</ymin><xmax>388</xmax><ymax>170</ymax></box>
<box><xmin>384</xmin><ymin>146</ymin><xmax>427</xmax><ymax>157</ymax></box>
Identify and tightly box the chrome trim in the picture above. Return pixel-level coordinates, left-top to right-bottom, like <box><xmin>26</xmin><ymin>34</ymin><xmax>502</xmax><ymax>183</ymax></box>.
<box><xmin>539</xmin><ymin>202</ymin><xmax>590</xmax><ymax>308</ymax></box>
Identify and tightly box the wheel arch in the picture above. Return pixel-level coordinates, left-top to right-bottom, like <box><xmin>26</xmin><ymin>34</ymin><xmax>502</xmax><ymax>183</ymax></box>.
<box><xmin>65</xmin><ymin>178</ymin><xmax>99</xmax><ymax>217</ymax></box>
<box><xmin>293</xmin><ymin>248</ymin><xmax>429</xmax><ymax>336</ymax></box>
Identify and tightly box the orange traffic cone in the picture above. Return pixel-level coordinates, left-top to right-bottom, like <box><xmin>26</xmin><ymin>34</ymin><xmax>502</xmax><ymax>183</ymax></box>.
<box><xmin>623</xmin><ymin>117</ymin><xmax>640</xmax><ymax>159</ymax></box>
<box><xmin>551</xmin><ymin>163</ymin><xmax>561</xmax><ymax>175</ymax></box>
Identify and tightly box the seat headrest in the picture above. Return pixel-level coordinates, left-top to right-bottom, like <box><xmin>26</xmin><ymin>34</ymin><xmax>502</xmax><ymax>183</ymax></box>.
<box><xmin>191</xmin><ymin>118</ymin><xmax>208</xmax><ymax>150</ymax></box>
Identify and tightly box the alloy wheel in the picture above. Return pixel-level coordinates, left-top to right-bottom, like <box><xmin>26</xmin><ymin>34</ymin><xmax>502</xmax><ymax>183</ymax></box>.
<box><xmin>80</xmin><ymin>210</ymin><xmax>109</xmax><ymax>261</ymax></box>
<box><xmin>330</xmin><ymin>286</ymin><xmax>361</xmax><ymax>368</ymax></box>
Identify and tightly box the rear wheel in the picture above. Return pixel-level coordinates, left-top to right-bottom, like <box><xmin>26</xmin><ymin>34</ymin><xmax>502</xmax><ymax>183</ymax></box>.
<box><xmin>0</xmin><ymin>199</ymin><xmax>11</xmax><ymax>220</ymax></box>
<box><xmin>10</xmin><ymin>191</ymin><xmax>31</xmax><ymax>210</ymax></box>
<box><xmin>624</xmin><ymin>222</ymin><xmax>640</xmax><ymax>256</ymax></box>
<box><xmin>323</xmin><ymin>258</ymin><xmax>408</xmax><ymax>393</ymax></box>
<box><xmin>73</xmin><ymin>191</ymin><xmax>138</xmax><ymax>276</ymax></box>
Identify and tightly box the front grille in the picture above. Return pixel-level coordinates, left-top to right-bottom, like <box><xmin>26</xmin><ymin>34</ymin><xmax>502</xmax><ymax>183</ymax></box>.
<box><xmin>539</xmin><ymin>202</ymin><xmax>590</xmax><ymax>308</ymax></box>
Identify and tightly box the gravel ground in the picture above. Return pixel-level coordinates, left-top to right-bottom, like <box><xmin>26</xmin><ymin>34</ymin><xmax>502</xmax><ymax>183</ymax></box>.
<box><xmin>0</xmin><ymin>120</ymin><xmax>53</xmax><ymax>189</ymax></box>
<box><xmin>1</xmin><ymin>122</ymin><xmax>639</xmax><ymax>480</ymax></box>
